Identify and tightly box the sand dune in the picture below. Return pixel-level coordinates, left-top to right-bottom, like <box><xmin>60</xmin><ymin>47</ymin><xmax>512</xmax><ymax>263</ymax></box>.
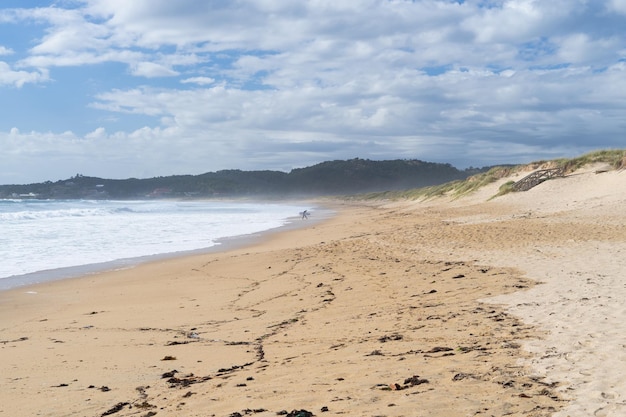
<box><xmin>1</xmin><ymin>164</ymin><xmax>624</xmax><ymax>417</ymax></box>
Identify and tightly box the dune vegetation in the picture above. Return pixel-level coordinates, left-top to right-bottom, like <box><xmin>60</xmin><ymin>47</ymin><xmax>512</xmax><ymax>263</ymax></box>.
<box><xmin>354</xmin><ymin>148</ymin><xmax>626</xmax><ymax>201</ymax></box>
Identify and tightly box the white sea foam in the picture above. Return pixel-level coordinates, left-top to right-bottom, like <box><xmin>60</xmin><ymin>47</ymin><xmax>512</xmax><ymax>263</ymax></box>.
<box><xmin>0</xmin><ymin>199</ymin><xmax>316</xmax><ymax>290</ymax></box>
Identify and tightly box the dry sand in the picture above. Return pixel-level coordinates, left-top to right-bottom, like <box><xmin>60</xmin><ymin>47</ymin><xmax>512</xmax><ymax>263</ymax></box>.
<box><xmin>1</xmin><ymin>165</ymin><xmax>624</xmax><ymax>417</ymax></box>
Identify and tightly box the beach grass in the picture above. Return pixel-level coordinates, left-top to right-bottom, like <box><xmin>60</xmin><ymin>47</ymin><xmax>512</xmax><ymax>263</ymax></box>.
<box><xmin>352</xmin><ymin>148</ymin><xmax>626</xmax><ymax>201</ymax></box>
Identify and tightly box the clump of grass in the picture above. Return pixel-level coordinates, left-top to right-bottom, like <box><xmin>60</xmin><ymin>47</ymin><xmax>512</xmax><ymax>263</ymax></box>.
<box><xmin>492</xmin><ymin>180</ymin><xmax>517</xmax><ymax>198</ymax></box>
<box><xmin>453</xmin><ymin>166</ymin><xmax>516</xmax><ymax>197</ymax></box>
<box><xmin>556</xmin><ymin>149</ymin><xmax>626</xmax><ymax>172</ymax></box>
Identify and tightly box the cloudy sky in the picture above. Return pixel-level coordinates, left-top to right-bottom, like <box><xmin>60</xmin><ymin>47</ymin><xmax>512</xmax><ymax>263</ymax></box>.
<box><xmin>1</xmin><ymin>0</ymin><xmax>625</xmax><ymax>184</ymax></box>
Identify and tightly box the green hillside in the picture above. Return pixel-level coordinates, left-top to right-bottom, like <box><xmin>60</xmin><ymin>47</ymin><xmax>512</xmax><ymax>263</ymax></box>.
<box><xmin>0</xmin><ymin>158</ymin><xmax>485</xmax><ymax>199</ymax></box>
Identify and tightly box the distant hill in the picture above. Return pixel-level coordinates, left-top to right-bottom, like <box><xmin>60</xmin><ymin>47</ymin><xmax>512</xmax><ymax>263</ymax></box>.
<box><xmin>0</xmin><ymin>158</ymin><xmax>489</xmax><ymax>199</ymax></box>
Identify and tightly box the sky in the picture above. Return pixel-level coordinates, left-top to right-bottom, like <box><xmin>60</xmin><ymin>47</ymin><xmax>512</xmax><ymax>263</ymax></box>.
<box><xmin>0</xmin><ymin>0</ymin><xmax>625</xmax><ymax>184</ymax></box>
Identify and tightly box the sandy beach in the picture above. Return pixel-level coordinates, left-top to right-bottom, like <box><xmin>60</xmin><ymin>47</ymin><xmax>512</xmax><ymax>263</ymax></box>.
<box><xmin>1</xmin><ymin>164</ymin><xmax>624</xmax><ymax>417</ymax></box>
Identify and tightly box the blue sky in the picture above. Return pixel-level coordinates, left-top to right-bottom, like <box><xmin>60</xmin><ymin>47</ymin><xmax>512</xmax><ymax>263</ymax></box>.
<box><xmin>1</xmin><ymin>0</ymin><xmax>625</xmax><ymax>184</ymax></box>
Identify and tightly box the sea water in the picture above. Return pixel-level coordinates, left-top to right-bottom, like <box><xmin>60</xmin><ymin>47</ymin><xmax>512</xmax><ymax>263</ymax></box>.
<box><xmin>0</xmin><ymin>199</ymin><xmax>316</xmax><ymax>291</ymax></box>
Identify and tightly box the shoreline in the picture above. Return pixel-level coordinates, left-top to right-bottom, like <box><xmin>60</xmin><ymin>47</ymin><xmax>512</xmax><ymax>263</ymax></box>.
<box><xmin>0</xmin><ymin>204</ymin><xmax>335</xmax><ymax>292</ymax></box>
<box><xmin>1</xmin><ymin>168</ymin><xmax>624</xmax><ymax>416</ymax></box>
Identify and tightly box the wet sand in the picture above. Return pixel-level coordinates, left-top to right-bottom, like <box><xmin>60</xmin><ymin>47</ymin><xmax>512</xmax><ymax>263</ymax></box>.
<box><xmin>1</xmin><ymin>165</ymin><xmax>624</xmax><ymax>417</ymax></box>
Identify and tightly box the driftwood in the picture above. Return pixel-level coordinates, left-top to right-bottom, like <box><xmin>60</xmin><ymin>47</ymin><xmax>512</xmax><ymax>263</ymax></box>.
<box><xmin>513</xmin><ymin>167</ymin><xmax>565</xmax><ymax>192</ymax></box>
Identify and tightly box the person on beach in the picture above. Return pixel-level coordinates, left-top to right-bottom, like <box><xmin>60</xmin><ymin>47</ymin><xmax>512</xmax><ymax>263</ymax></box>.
<box><xmin>301</xmin><ymin>209</ymin><xmax>309</xmax><ymax>220</ymax></box>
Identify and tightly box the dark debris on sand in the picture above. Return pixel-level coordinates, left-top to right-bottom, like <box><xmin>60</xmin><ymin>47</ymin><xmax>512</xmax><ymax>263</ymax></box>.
<box><xmin>277</xmin><ymin>410</ymin><xmax>315</xmax><ymax>417</ymax></box>
<box><xmin>101</xmin><ymin>402</ymin><xmax>130</xmax><ymax>416</ymax></box>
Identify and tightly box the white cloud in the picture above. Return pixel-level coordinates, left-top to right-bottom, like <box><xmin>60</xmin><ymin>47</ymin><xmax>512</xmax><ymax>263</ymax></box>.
<box><xmin>181</xmin><ymin>76</ymin><xmax>215</xmax><ymax>85</ymax></box>
<box><xmin>9</xmin><ymin>0</ymin><xmax>625</xmax><ymax>75</ymax></box>
<box><xmin>84</xmin><ymin>127</ymin><xmax>106</xmax><ymax>139</ymax></box>
<box><xmin>607</xmin><ymin>0</ymin><xmax>626</xmax><ymax>14</ymax></box>
<box><xmin>0</xmin><ymin>61</ymin><xmax>49</xmax><ymax>87</ymax></box>
<box><xmin>130</xmin><ymin>61</ymin><xmax>179</xmax><ymax>78</ymax></box>
<box><xmin>86</xmin><ymin>58</ymin><xmax>624</xmax><ymax>149</ymax></box>
<box><xmin>463</xmin><ymin>0</ymin><xmax>544</xmax><ymax>43</ymax></box>
<box><xmin>556</xmin><ymin>33</ymin><xmax>623</xmax><ymax>64</ymax></box>
<box><xmin>0</xmin><ymin>46</ymin><xmax>13</xmax><ymax>55</ymax></box>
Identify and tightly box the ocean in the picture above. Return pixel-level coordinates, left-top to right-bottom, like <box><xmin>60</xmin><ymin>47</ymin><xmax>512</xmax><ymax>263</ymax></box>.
<box><xmin>0</xmin><ymin>199</ymin><xmax>320</xmax><ymax>291</ymax></box>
